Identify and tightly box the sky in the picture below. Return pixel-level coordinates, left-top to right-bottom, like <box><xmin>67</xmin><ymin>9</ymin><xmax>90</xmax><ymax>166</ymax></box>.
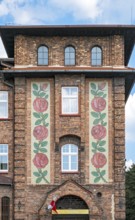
<box><xmin>0</xmin><ymin>0</ymin><xmax>135</xmax><ymax>169</ymax></box>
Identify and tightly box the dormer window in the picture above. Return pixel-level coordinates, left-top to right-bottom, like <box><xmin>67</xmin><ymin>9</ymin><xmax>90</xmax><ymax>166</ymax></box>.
<box><xmin>37</xmin><ymin>45</ymin><xmax>48</xmax><ymax>65</ymax></box>
<box><xmin>91</xmin><ymin>46</ymin><xmax>102</xmax><ymax>66</ymax></box>
<box><xmin>65</xmin><ymin>46</ymin><xmax>75</xmax><ymax>65</ymax></box>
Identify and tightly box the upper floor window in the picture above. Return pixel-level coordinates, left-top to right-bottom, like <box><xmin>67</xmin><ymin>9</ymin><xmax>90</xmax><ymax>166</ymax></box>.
<box><xmin>0</xmin><ymin>91</ymin><xmax>8</xmax><ymax>118</ymax></box>
<box><xmin>2</xmin><ymin>197</ymin><xmax>10</xmax><ymax>220</ymax></box>
<box><xmin>61</xmin><ymin>144</ymin><xmax>78</xmax><ymax>172</ymax></box>
<box><xmin>65</xmin><ymin>46</ymin><xmax>75</xmax><ymax>65</ymax></box>
<box><xmin>0</xmin><ymin>144</ymin><xmax>8</xmax><ymax>172</ymax></box>
<box><xmin>91</xmin><ymin>46</ymin><xmax>102</xmax><ymax>66</ymax></box>
<box><xmin>37</xmin><ymin>45</ymin><xmax>48</xmax><ymax>65</ymax></box>
<box><xmin>62</xmin><ymin>87</ymin><xmax>78</xmax><ymax>114</ymax></box>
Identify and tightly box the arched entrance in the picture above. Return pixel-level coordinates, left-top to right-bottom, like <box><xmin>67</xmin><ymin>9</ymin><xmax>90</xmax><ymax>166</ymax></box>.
<box><xmin>52</xmin><ymin>195</ymin><xmax>89</xmax><ymax>220</ymax></box>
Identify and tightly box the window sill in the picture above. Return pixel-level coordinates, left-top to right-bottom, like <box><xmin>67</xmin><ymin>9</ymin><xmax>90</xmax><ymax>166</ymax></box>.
<box><xmin>60</xmin><ymin>114</ymin><xmax>80</xmax><ymax>117</ymax></box>
<box><xmin>0</xmin><ymin>118</ymin><xmax>13</xmax><ymax>120</ymax></box>
<box><xmin>61</xmin><ymin>171</ymin><xmax>79</xmax><ymax>174</ymax></box>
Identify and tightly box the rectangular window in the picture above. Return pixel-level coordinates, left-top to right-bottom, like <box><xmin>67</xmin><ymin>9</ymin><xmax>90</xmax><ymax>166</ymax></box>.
<box><xmin>0</xmin><ymin>144</ymin><xmax>8</xmax><ymax>172</ymax></box>
<box><xmin>0</xmin><ymin>91</ymin><xmax>8</xmax><ymax>118</ymax></box>
<box><xmin>62</xmin><ymin>87</ymin><xmax>78</xmax><ymax>114</ymax></box>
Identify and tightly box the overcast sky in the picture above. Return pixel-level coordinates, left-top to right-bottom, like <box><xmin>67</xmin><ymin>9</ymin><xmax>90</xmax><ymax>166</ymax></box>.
<box><xmin>0</xmin><ymin>0</ymin><xmax>135</xmax><ymax>169</ymax></box>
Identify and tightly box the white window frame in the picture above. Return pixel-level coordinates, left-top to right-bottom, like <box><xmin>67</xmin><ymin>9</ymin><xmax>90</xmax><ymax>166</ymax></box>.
<box><xmin>61</xmin><ymin>144</ymin><xmax>78</xmax><ymax>172</ymax></box>
<box><xmin>0</xmin><ymin>144</ymin><xmax>8</xmax><ymax>172</ymax></box>
<box><xmin>62</xmin><ymin>87</ymin><xmax>78</xmax><ymax>114</ymax></box>
<box><xmin>0</xmin><ymin>91</ymin><xmax>8</xmax><ymax>118</ymax></box>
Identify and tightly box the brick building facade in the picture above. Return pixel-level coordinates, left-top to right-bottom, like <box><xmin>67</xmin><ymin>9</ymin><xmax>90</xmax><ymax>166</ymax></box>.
<box><xmin>0</xmin><ymin>25</ymin><xmax>135</xmax><ymax>220</ymax></box>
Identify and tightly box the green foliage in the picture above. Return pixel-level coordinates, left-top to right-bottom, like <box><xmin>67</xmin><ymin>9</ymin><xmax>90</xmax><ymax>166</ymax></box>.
<box><xmin>126</xmin><ymin>164</ymin><xmax>135</xmax><ymax>220</ymax></box>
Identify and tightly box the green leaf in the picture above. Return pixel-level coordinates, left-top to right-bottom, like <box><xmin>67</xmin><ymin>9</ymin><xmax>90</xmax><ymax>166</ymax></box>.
<box><xmin>43</xmin><ymin>113</ymin><xmax>48</xmax><ymax>119</ymax></box>
<box><xmin>103</xmin><ymin>94</ymin><xmax>107</xmax><ymax>98</ymax></box>
<box><xmin>33</xmin><ymin>112</ymin><xmax>41</xmax><ymax>118</ymax></box>
<box><xmin>41</xmin><ymin>141</ymin><xmax>48</xmax><ymax>147</ymax></box>
<box><xmin>45</xmin><ymin>94</ymin><xmax>49</xmax><ymax>99</ymax></box>
<box><xmin>33</xmin><ymin>150</ymin><xmax>38</xmax><ymax>153</ymax></box>
<box><xmin>93</xmin><ymin>118</ymin><xmax>100</xmax><ymax>125</ymax></box>
<box><xmin>39</xmin><ymin>92</ymin><xmax>45</xmax><ymax>97</ymax></box>
<box><xmin>33</xmin><ymin>83</ymin><xmax>38</xmax><ymax>90</ymax></box>
<box><xmin>36</xmin><ymin>177</ymin><xmax>42</xmax><ymax>183</ymax></box>
<box><xmin>33</xmin><ymin>172</ymin><xmax>41</xmax><ymax>177</ymax></box>
<box><xmin>39</xmin><ymin>148</ymin><xmax>47</xmax><ymax>153</ymax></box>
<box><xmin>97</xmin><ymin>147</ymin><xmax>106</xmax><ymax>152</ymax></box>
<box><xmin>91</xmin><ymin>171</ymin><xmax>99</xmax><ymax>177</ymax></box>
<box><xmin>35</xmin><ymin>119</ymin><xmax>42</xmax><ymax>125</ymax></box>
<box><xmin>100</xmin><ymin>170</ymin><xmax>106</xmax><ymax>176</ymax></box>
<box><xmin>45</xmin><ymin>123</ymin><xmax>49</xmax><ymax>127</ymax></box>
<box><xmin>42</xmin><ymin>170</ymin><xmax>48</xmax><ymax>177</ymax></box>
<box><xmin>33</xmin><ymin>90</ymin><xmax>39</xmax><ymax>97</ymax></box>
<box><xmin>99</xmin><ymin>140</ymin><xmax>106</xmax><ymax>146</ymax></box>
<box><xmin>97</xmin><ymin>91</ymin><xmax>104</xmax><ymax>96</ymax></box>
<box><xmin>91</xmin><ymin>90</ymin><xmax>97</xmax><ymax>96</ymax></box>
<box><xmin>94</xmin><ymin>176</ymin><xmax>101</xmax><ymax>183</ymax></box>
<box><xmin>91</xmin><ymin>112</ymin><xmax>99</xmax><ymax>118</ymax></box>
<box><xmin>92</xmin><ymin>149</ymin><xmax>96</xmax><ymax>153</ymax></box>
<box><xmin>102</xmin><ymin>122</ymin><xmax>107</xmax><ymax>126</ymax></box>
<box><xmin>91</xmin><ymin>83</ymin><xmax>96</xmax><ymax>90</ymax></box>
<box><xmin>100</xmin><ymin>113</ymin><xmax>106</xmax><ymax>120</ymax></box>
<box><xmin>92</xmin><ymin>142</ymin><xmax>97</xmax><ymax>148</ymax></box>
<box><xmin>34</xmin><ymin>142</ymin><xmax>39</xmax><ymax>148</ymax></box>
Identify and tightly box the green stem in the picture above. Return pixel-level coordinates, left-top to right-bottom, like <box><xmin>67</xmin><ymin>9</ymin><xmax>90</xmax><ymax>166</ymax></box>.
<box><xmin>40</xmin><ymin>113</ymin><xmax>46</xmax><ymax>126</ymax></box>
<box><xmin>38</xmin><ymin>169</ymin><xmax>49</xmax><ymax>184</ymax></box>
<box><xmin>96</xmin><ymin>168</ymin><xmax>107</xmax><ymax>183</ymax></box>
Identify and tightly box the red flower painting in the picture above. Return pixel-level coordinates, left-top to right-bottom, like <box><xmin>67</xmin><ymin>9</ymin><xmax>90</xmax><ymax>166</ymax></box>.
<box><xmin>33</xmin><ymin>153</ymin><xmax>48</xmax><ymax>169</ymax></box>
<box><xmin>91</xmin><ymin>153</ymin><xmax>107</xmax><ymax>169</ymax></box>
<box><xmin>33</xmin><ymin>125</ymin><xmax>48</xmax><ymax>141</ymax></box>
<box><xmin>91</xmin><ymin>124</ymin><xmax>106</xmax><ymax>140</ymax></box>
<box><xmin>33</xmin><ymin>97</ymin><xmax>48</xmax><ymax>112</ymax></box>
<box><xmin>91</xmin><ymin>97</ymin><xmax>106</xmax><ymax>112</ymax></box>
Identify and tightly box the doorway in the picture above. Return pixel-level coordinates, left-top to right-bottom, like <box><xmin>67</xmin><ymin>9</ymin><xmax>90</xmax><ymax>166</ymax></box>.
<box><xmin>52</xmin><ymin>195</ymin><xmax>89</xmax><ymax>220</ymax></box>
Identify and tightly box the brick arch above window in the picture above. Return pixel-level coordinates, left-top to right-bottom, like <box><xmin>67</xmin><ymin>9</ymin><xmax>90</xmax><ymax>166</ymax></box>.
<box><xmin>91</xmin><ymin>45</ymin><xmax>102</xmax><ymax>66</ymax></box>
<box><xmin>59</xmin><ymin>135</ymin><xmax>81</xmax><ymax>148</ymax></box>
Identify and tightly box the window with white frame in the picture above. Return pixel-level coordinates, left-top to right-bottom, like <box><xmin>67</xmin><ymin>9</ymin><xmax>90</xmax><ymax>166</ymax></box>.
<box><xmin>0</xmin><ymin>91</ymin><xmax>8</xmax><ymax>118</ymax></box>
<box><xmin>0</xmin><ymin>144</ymin><xmax>8</xmax><ymax>172</ymax></box>
<box><xmin>37</xmin><ymin>45</ymin><xmax>48</xmax><ymax>65</ymax></box>
<box><xmin>91</xmin><ymin>46</ymin><xmax>102</xmax><ymax>66</ymax></box>
<box><xmin>62</xmin><ymin>87</ymin><xmax>78</xmax><ymax>114</ymax></box>
<box><xmin>61</xmin><ymin>144</ymin><xmax>78</xmax><ymax>172</ymax></box>
<box><xmin>65</xmin><ymin>46</ymin><xmax>75</xmax><ymax>65</ymax></box>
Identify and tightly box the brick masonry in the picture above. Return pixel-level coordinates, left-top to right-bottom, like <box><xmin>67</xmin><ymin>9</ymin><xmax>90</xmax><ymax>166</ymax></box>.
<box><xmin>0</xmin><ymin>34</ymin><xmax>126</xmax><ymax>220</ymax></box>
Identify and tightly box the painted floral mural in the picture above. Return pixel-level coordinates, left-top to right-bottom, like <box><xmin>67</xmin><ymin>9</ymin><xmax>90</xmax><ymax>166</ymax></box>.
<box><xmin>31</xmin><ymin>82</ymin><xmax>50</xmax><ymax>184</ymax></box>
<box><xmin>89</xmin><ymin>81</ymin><xmax>108</xmax><ymax>183</ymax></box>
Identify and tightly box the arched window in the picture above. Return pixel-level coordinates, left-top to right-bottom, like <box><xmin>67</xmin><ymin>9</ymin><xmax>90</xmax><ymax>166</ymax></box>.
<box><xmin>2</xmin><ymin>197</ymin><xmax>10</xmax><ymax>220</ymax></box>
<box><xmin>37</xmin><ymin>45</ymin><xmax>48</xmax><ymax>65</ymax></box>
<box><xmin>65</xmin><ymin>46</ymin><xmax>75</xmax><ymax>65</ymax></box>
<box><xmin>61</xmin><ymin>144</ymin><xmax>78</xmax><ymax>172</ymax></box>
<box><xmin>91</xmin><ymin>46</ymin><xmax>102</xmax><ymax>66</ymax></box>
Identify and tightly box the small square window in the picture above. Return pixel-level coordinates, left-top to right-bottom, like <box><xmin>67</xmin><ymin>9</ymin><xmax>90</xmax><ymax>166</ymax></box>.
<box><xmin>62</xmin><ymin>87</ymin><xmax>78</xmax><ymax>114</ymax></box>
<box><xmin>0</xmin><ymin>91</ymin><xmax>8</xmax><ymax>118</ymax></box>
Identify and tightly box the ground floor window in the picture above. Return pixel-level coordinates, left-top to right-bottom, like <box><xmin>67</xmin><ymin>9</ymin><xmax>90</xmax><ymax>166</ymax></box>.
<box><xmin>2</xmin><ymin>196</ymin><xmax>10</xmax><ymax>220</ymax></box>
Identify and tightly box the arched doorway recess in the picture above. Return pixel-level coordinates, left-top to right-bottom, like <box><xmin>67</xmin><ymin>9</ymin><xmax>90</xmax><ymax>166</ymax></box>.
<box><xmin>52</xmin><ymin>195</ymin><xmax>89</xmax><ymax>220</ymax></box>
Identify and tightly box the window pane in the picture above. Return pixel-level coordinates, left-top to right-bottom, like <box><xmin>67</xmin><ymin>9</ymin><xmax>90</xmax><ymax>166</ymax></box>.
<box><xmin>0</xmin><ymin>92</ymin><xmax>8</xmax><ymax>118</ymax></box>
<box><xmin>71</xmin><ymin>145</ymin><xmax>78</xmax><ymax>153</ymax></box>
<box><xmin>62</xmin><ymin>145</ymin><xmax>69</xmax><ymax>153</ymax></box>
<box><xmin>62</xmin><ymin>87</ymin><xmax>78</xmax><ymax>114</ymax></box>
